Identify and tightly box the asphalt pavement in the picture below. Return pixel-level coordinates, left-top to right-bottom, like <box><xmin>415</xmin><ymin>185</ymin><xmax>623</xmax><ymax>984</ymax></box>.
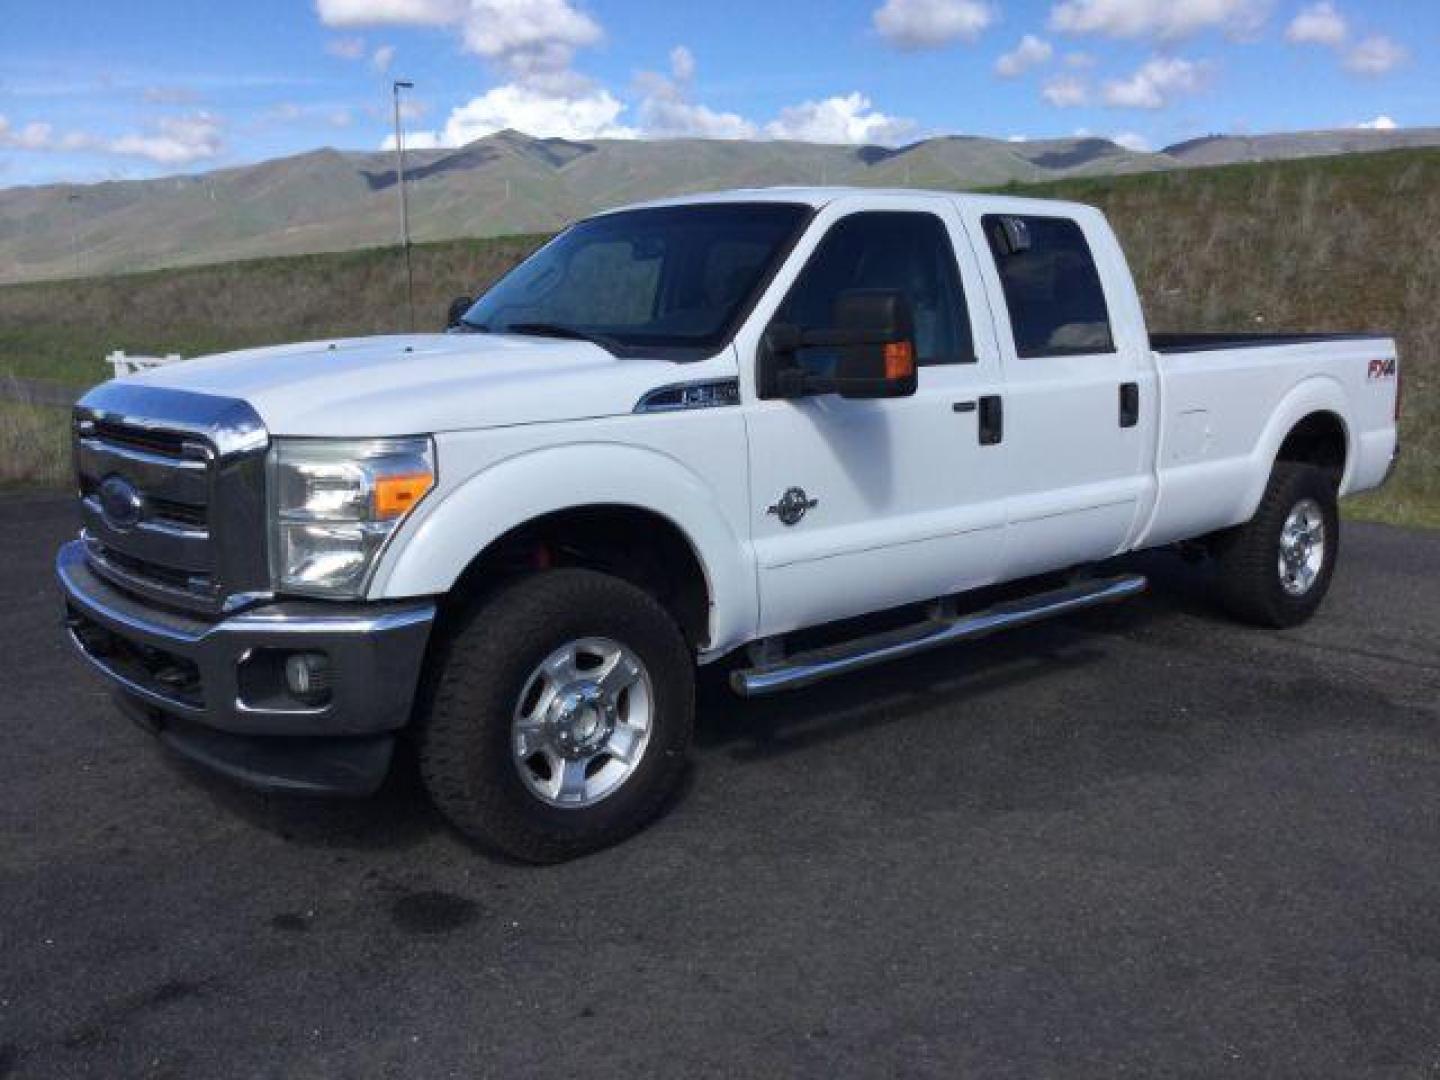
<box><xmin>3</xmin><ymin>493</ymin><xmax>1438</xmax><ymax>1078</ymax></box>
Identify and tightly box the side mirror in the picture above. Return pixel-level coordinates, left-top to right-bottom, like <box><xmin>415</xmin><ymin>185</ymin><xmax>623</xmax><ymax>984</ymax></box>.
<box><xmin>991</xmin><ymin>216</ymin><xmax>1031</xmax><ymax>256</ymax></box>
<box><xmin>761</xmin><ymin>289</ymin><xmax>918</xmax><ymax>400</ymax></box>
<box><xmin>446</xmin><ymin>295</ymin><xmax>474</xmax><ymax>330</ymax></box>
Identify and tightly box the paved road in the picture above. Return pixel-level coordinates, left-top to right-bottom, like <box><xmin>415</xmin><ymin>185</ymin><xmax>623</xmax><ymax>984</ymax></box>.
<box><xmin>4</xmin><ymin>494</ymin><xmax>1439</xmax><ymax>1078</ymax></box>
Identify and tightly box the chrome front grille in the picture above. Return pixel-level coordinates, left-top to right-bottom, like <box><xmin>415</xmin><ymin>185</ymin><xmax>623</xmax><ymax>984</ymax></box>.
<box><xmin>73</xmin><ymin>383</ymin><xmax>270</xmax><ymax>615</ymax></box>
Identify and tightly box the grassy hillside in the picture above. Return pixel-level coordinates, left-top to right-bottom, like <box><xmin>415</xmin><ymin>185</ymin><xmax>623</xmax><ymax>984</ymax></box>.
<box><xmin>1016</xmin><ymin>150</ymin><xmax>1436</xmax><ymax>526</ymax></box>
<box><xmin>8</xmin><ymin>127</ymin><xmax>1440</xmax><ymax>284</ymax></box>
<box><xmin>1</xmin><ymin>149</ymin><xmax>1434</xmax><ymax>526</ymax></box>
<box><xmin>0</xmin><ymin>234</ymin><xmax>546</xmax><ymax>387</ymax></box>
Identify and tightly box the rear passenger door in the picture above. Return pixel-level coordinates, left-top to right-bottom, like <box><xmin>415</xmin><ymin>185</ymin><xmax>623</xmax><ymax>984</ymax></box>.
<box><xmin>961</xmin><ymin>207</ymin><xmax>1152</xmax><ymax>579</ymax></box>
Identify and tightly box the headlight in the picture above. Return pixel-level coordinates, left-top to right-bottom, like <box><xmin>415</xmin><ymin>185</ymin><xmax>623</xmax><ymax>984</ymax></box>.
<box><xmin>270</xmin><ymin>437</ymin><xmax>435</xmax><ymax>598</ymax></box>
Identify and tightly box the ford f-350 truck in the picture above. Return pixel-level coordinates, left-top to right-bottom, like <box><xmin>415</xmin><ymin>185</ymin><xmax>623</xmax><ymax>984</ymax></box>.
<box><xmin>58</xmin><ymin>189</ymin><xmax>1401</xmax><ymax>862</ymax></box>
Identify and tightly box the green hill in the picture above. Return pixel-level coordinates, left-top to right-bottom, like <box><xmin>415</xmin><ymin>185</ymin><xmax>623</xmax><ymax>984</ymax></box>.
<box><xmin>2</xmin><ymin>149</ymin><xmax>1434</xmax><ymax>528</ymax></box>
<box><xmin>7</xmin><ymin>126</ymin><xmax>1440</xmax><ymax>285</ymax></box>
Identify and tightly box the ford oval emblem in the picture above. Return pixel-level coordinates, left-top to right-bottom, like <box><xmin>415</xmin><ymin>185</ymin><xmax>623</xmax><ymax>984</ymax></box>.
<box><xmin>98</xmin><ymin>475</ymin><xmax>145</xmax><ymax>532</ymax></box>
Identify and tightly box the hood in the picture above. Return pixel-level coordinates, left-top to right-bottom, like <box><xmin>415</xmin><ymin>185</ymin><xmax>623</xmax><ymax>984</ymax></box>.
<box><xmin>121</xmin><ymin>333</ymin><xmax>687</xmax><ymax>436</ymax></box>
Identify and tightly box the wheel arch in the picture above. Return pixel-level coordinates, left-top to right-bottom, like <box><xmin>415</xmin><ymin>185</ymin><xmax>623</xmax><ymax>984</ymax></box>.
<box><xmin>371</xmin><ymin>442</ymin><xmax>756</xmax><ymax>656</ymax></box>
<box><xmin>441</xmin><ymin>504</ymin><xmax>714</xmax><ymax>649</ymax></box>
<box><xmin>1240</xmin><ymin>377</ymin><xmax>1354</xmax><ymax>523</ymax></box>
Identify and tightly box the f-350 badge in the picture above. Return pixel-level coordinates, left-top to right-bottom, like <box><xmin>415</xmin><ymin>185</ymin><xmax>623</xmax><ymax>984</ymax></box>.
<box><xmin>768</xmin><ymin>487</ymin><xmax>818</xmax><ymax>526</ymax></box>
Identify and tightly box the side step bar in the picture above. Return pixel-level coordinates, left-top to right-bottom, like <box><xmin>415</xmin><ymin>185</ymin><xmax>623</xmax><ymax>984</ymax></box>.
<box><xmin>731</xmin><ymin>573</ymin><xmax>1147</xmax><ymax>697</ymax></box>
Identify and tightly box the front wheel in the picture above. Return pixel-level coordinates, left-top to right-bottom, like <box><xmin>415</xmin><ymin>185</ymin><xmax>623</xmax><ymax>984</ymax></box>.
<box><xmin>418</xmin><ymin>569</ymin><xmax>695</xmax><ymax>863</ymax></box>
<box><xmin>1213</xmin><ymin>462</ymin><xmax>1340</xmax><ymax>628</ymax></box>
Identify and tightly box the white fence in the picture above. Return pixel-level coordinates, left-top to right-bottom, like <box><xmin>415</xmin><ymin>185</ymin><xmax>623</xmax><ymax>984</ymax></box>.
<box><xmin>107</xmin><ymin>350</ymin><xmax>183</xmax><ymax>379</ymax></box>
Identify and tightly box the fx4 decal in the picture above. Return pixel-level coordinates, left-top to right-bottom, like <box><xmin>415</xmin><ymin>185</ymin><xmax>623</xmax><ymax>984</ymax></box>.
<box><xmin>1368</xmin><ymin>357</ymin><xmax>1398</xmax><ymax>380</ymax></box>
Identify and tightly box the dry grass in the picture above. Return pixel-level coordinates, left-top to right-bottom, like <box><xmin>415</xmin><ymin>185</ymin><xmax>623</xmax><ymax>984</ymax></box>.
<box><xmin>1022</xmin><ymin>149</ymin><xmax>1438</xmax><ymax>527</ymax></box>
<box><xmin>0</xmin><ymin>149</ymin><xmax>1435</xmax><ymax>526</ymax></box>
<box><xmin>0</xmin><ymin>397</ymin><xmax>71</xmax><ymax>488</ymax></box>
<box><xmin>0</xmin><ymin>235</ymin><xmax>546</xmax><ymax>387</ymax></box>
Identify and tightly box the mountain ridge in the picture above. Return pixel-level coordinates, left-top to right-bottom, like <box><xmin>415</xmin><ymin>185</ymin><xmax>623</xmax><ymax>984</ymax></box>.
<box><xmin>2</xmin><ymin>125</ymin><xmax>1437</xmax><ymax>284</ymax></box>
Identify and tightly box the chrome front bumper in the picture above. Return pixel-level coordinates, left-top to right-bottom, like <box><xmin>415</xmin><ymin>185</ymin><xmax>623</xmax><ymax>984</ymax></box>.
<box><xmin>57</xmin><ymin>540</ymin><xmax>436</xmax><ymax>794</ymax></box>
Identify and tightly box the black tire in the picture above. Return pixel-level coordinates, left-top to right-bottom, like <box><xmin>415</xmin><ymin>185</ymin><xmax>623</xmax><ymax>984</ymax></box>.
<box><xmin>418</xmin><ymin>569</ymin><xmax>694</xmax><ymax>863</ymax></box>
<box><xmin>1213</xmin><ymin>462</ymin><xmax>1340</xmax><ymax>628</ymax></box>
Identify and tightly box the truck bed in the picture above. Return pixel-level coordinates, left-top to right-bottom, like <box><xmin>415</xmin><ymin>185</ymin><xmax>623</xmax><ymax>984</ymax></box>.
<box><xmin>1136</xmin><ymin>330</ymin><xmax>1400</xmax><ymax>551</ymax></box>
<box><xmin>1151</xmin><ymin>331</ymin><xmax>1388</xmax><ymax>354</ymax></box>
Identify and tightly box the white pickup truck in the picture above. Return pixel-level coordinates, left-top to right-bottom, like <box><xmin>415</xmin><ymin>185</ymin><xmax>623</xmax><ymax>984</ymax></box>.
<box><xmin>58</xmin><ymin>188</ymin><xmax>1401</xmax><ymax>861</ymax></box>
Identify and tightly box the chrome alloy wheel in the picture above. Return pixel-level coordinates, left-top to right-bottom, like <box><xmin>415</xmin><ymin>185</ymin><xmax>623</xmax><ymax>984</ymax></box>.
<box><xmin>1278</xmin><ymin>497</ymin><xmax>1326</xmax><ymax>597</ymax></box>
<box><xmin>510</xmin><ymin>637</ymin><xmax>654</xmax><ymax>808</ymax></box>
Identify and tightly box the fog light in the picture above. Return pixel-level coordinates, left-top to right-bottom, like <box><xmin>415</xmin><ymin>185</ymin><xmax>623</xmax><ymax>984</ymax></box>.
<box><xmin>284</xmin><ymin>652</ymin><xmax>331</xmax><ymax>705</ymax></box>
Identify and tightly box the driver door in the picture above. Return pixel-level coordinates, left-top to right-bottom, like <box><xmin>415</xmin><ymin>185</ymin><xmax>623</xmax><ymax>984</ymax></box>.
<box><xmin>740</xmin><ymin>196</ymin><xmax>1009</xmax><ymax>638</ymax></box>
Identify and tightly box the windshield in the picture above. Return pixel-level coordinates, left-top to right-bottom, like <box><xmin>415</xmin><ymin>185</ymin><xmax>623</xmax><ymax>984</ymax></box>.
<box><xmin>461</xmin><ymin>203</ymin><xmax>810</xmax><ymax>354</ymax></box>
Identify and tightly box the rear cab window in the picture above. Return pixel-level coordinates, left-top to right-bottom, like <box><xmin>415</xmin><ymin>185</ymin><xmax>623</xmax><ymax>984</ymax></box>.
<box><xmin>982</xmin><ymin>214</ymin><xmax>1115</xmax><ymax>358</ymax></box>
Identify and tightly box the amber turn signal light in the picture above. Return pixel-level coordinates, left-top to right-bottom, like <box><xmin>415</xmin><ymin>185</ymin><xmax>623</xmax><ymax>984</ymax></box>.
<box><xmin>373</xmin><ymin>472</ymin><xmax>435</xmax><ymax>519</ymax></box>
<box><xmin>884</xmin><ymin>341</ymin><xmax>915</xmax><ymax>379</ymax></box>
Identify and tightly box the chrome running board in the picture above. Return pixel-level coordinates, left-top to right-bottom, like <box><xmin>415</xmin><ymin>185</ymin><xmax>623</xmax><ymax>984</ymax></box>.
<box><xmin>731</xmin><ymin>574</ymin><xmax>1147</xmax><ymax>697</ymax></box>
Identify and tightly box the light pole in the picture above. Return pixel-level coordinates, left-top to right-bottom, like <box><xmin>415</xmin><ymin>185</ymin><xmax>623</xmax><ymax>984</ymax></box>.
<box><xmin>392</xmin><ymin>79</ymin><xmax>416</xmax><ymax>331</ymax></box>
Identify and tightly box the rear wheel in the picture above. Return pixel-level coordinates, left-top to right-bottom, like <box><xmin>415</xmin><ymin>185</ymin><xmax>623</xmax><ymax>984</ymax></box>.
<box><xmin>419</xmin><ymin>569</ymin><xmax>694</xmax><ymax>863</ymax></box>
<box><xmin>1213</xmin><ymin>462</ymin><xmax>1339</xmax><ymax>628</ymax></box>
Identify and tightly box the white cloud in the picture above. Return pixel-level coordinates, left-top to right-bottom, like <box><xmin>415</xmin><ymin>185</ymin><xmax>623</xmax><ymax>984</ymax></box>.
<box><xmin>0</xmin><ymin>112</ymin><xmax>224</xmax><ymax>163</ymax></box>
<box><xmin>1284</xmin><ymin>2</ymin><xmax>1347</xmax><ymax>46</ymax></box>
<box><xmin>383</xmin><ymin>129</ymin><xmax>447</xmax><ymax>150</ymax></box>
<box><xmin>460</xmin><ymin>0</ymin><xmax>602</xmax><ymax>78</ymax></box>
<box><xmin>318</xmin><ymin>0</ymin><xmax>601</xmax><ymax>81</ymax></box>
<box><xmin>399</xmin><ymin>83</ymin><xmax>635</xmax><ymax>146</ymax></box>
<box><xmin>873</xmin><ymin>0</ymin><xmax>996</xmax><ymax>49</ymax></box>
<box><xmin>764</xmin><ymin>93</ymin><xmax>914</xmax><ymax>144</ymax></box>
<box><xmin>1048</xmin><ymin>0</ymin><xmax>1269</xmax><ymax>41</ymax></box>
<box><xmin>315</xmin><ymin>0</ymin><xmax>461</xmax><ymax>26</ymax></box>
<box><xmin>668</xmin><ymin>44</ymin><xmax>696</xmax><ymax>83</ymax></box>
<box><xmin>632</xmin><ymin>46</ymin><xmax>757</xmax><ymax>139</ymax></box>
<box><xmin>109</xmin><ymin>113</ymin><xmax>225</xmax><ymax>163</ymax></box>
<box><xmin>372</xmin><ymin>43</ymin><xmax>397</xmax><ymax>72</ymax></box>
<box><xmin>639</xmin><ymin>99</ymin><xmax>757</xmax><ymax>140</ymax></box>
<box><xmin>1103</xmin><ymin>56</ymin><xmax>1207</xmax><ymax>108</ymax></box>
<box><xmin>331</xmin><ymin>0</ymin><xmax>620</xmax><ymax>149</ymax></box>
<box><xmin>0</xmin><ymin>119</ymin><xmax>59</xmax><ymax>150</ymax></box>
<box><xmin>1112</xmin><ymin>130</ymin><xmax>1150</xmax><ymax>150</ymax></box>
<box><xmin>1354</xmin><ymin>115</ymin><xmax>1397</xmax><ymax>130</ymax></box>
<box><xmin>1042</xmin><ymin>74</ymin><xmax>1090</xmax><ymax>106</ymax></box>
<box><xmin>325</xmin><ymin>35</ymin><xmax>368</xmax><ymax>59</ymax></box>
<box><xmin>1064</xmin><ymin>50</ymin><xmax>1097</xmax><ymax>67</ymax></box>
<box><xmin>1344</xmin><ymin>35</ymin><xmax>1407</xmax><ymax>75</ymax></box>
<box><xmin>996</xmin><ymin>35</ymin><xmax>1055</xmax><ymax>77</ymax></box>
<box><xmin>330</xmin><ymin>108</ymin><xmax>356</xmax><ymax>128</ymax></box>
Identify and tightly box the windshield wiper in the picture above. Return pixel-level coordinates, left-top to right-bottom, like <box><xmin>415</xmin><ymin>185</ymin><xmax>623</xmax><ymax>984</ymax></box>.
<box><xmin>504</xmin><ymin>322</ymin><xmax>622</xmax><ymax>353</ymax></box>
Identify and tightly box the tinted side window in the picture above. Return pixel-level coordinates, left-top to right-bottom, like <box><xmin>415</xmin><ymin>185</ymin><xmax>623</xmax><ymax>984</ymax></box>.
<box><xmin>983</xmin><ymin>215</ymin><xmax>1114</xmax><ymax>358</ymax></box>
<box><xmin>777</xmin><ymin>211</ymin><xmax>973</xmax><ymax>366</ymax></box>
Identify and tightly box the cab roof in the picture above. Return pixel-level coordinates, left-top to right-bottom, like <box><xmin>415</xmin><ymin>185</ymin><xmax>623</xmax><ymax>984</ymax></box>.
<box><xmin>607</xmin><ymin>186</ymin><xmax>1098</xmax><ymax>219</ymax></box>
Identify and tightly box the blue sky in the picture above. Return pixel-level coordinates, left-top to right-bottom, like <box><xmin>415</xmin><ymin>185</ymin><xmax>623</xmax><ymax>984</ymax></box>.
<box><xmin>1</xmin><ymin>0</ymin><xmax>1433</xmax><ymax>186</ymax></box>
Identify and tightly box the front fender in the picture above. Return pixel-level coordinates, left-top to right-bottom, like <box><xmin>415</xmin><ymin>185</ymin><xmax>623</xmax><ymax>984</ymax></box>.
<box><xmin>1238</xmin><ymin>375</ymin><xmax>1353</xmax><ymax>520</ymax></box>
<box><xmin>370</xmin><ymin>441</ymin><xmax>757</xmax><ymax>658</ymax></box>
